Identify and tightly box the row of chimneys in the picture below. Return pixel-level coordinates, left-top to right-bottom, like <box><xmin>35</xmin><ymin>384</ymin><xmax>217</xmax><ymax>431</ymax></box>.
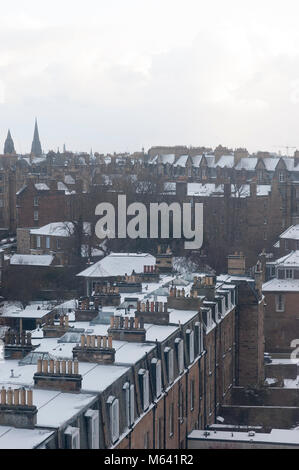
<box><xmin>193</xmin><ymin>275</ymin><xmax>216</xmax><ymax>287</ymax></box>
<box><xmin>137</xmin><ymin>301</ymin><xmax>168</xmax><ymax>313</ymax></box>
<box><xmin>37</xmin><ymin>359</ymin><xmax>79</xmax><ymax>375</ymax></box>
<box><xmin>79</xmin><ymin>334</ymin><xmax>113</xmax><ymax>350</ymax></box>
<box><xmin>143</xmin><ymin>265</ymin><xmax>158</xmax><ymax>273</ymax></box>
<box><xmin>94</xmin><ymin>286</ymin><xmax>119</xmax><ymax>295</ymax></box>
<box><xmin>124</xmin><ymin>275</ymin><xmax>138</xmax><ymax>283</ymax></box>
<box><xmin>1</xmin><ymin>387</ymin><xmax>33</xmax><ymax>407</ymax></box>
<box><xmin>5</xmin><ymin>331</ymin><xmax>32</xmax><ymax>346</ymax></box>
<box><xmin>46</xmin><ymin>315</ymin><xmax>69</xmax><ymax>328</ymax></box>
<box><xmin>110</xmin><ymin>316</ymin><xmax>144</xmax><ymax>330</ymax></box>
<box><xmin>169</xmin><ymin>287</ymin><xmax>203</xmax><ymax>299</ymax></box>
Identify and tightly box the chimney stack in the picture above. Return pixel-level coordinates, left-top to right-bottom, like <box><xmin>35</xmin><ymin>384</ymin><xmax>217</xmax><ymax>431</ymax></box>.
<box><xmin>0</xmin><ymin>387</ymin><xmax>37</xmax><ymax>428</ymax></box>
<box><xmin>4</xmin><ymin>331</ymin><xmax>35</xmax><ymax>359</ymax></box>
<box><xmin>72</xmin><ymin>334</ymin><xmax>115</xmax><ymax>364</ymax></box>
<box><xmin>34</xmin><ymin>359</ymin><xmax>82</xmax><ymax>393</ymax></box>
<box><xmin>135</xmin><ymin>301</ymin><xmax>170</xmax><ymax>325</ymax></box>
<box><xmin>228</xmin><ymin>252</ymin><xmax>246</xmax><ymax>276</ymax></box>
<box><xmin>108</xmin><ymin>315</ymin><xmax>146</xmax><ymax>342</ymax></box>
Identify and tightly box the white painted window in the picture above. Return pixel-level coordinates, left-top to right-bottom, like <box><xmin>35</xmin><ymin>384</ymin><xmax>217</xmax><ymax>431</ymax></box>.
<box><xmin>189</xmin><ymin>330</ymin><xmax>194</xmax><ymax>363</ymax></box>
<box><xmin>107</xmin><ymin>396</ymin><xmax>119</xmax><ymax>444</ymax></box>
<box><xmin>151</xmin><ymin>359</ymin><xmax>162</xmax><ymax>398</ymax></box>
<box><xmin>64</xmin><ymin>426</ymin><xmax>80</xmax><ymax>449</ymax></box>
<box><xmin>175</xmin><ymin>338</ymin><xmax>184</xmax><ymax>373</ymax></box>
<box><xmin>139</xmin><ymin>369</ymin><xmax>149</xmax><ymax>411</ymax></box>
<box><xmin>84</xmin><ymin>409</ymin><xmax>99</xmax><ymax>449</ymax></box>
<box><xmin>164</xmin><ymin>347</ymin><xmax>174</xmax><ymax>384</ymax></box>
<box><xmin>123</xmin><ymin>382</ymin><xmax>130</xmax><ymax>428</ymax></box>
<box><xmin>130</xmin><ymin>384</ymin><xmax>135</xmax><ymax>425</ymax></box>
<box><xmin>34</xmin><ymin>210</ymin><xmax>39</xmax><ymax>221</ymax></box>
<box><xmin>46</xmin><ymin>236</ymin><xmax>50</xmax><ymax>249</ymax></box>
<box><xmin>36</xmin><ymin>236</ymin><xmax>41</xmax><ymax>248</ymax></box>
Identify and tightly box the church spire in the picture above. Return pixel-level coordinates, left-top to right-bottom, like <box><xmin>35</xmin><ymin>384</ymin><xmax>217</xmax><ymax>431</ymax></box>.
<box><xmin>31</xmin><ymin>118</ymin><xmax>42</xmax><ymax>156</ymax></box>
<box><xmin>4</xmin><ymin>129</ymin><xmax>16</xmax><ymax>155</ymax></box>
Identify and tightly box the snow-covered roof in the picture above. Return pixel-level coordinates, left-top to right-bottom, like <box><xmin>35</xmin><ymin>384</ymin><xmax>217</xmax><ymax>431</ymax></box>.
<box><xmin>77</xmin><ymin>253</ymin><xmax>156</xmax><ymax>278</ymax></box>
<box><xmin>273</xmin><ymin>250</ymin><xmax>299</xmax><ymax>267</ymax></box>
<box><xmin>64</xmin><ymin>175</ymin><xmax>75</xmax><ymax>185</ymax></box>
<box><xmin>0</xmin><ymin>426</ymin><xmax>54</xmax><ymax>449</ymax></box>
<box><xmin>191</xmin><ymin>155</ymin><xmax>204</xmax><ymax>167</ymax></box>
<box><xmin>163</xmin><ymin>182</ymin><xmax>176</xmax><ymax>192</ymax></box>
<box><xmin>235</xmin><ymin>157</ymin><xmax>258</xmax><ymax>170</ymax></box>
<box><xmin>1</xmin><ymin>304</ymin><xmax>53</xmax><ymax>319</ymax></box>
<box><xmin>263</xmin><ymin>278</ymin><xmax>299</xmax><ymax>292</ymax></box>
<box><xmin>263</xmin><ymin>158</ymin><xmax>280</xmax><ymax>171</ymax></box>
<box><xmin>30</xmin><ymin>221</ymin><xmax>91</xmax><ymax>237</ymax></box>
<box><xmin>34</xmin><ymin>183</ymin><xmax>49</xmax><ymax>191</ymax></box>
<box><xmin>10</xmin><ymin>254</ymin><xmax>54</xmax><ymax>266</ymax></box>
<box><xmin>57</xmin><ymin>182</ymin><xmax>68</xmax><ymax>191</ymax></box>
<box><xmin>187</xmin><ymin>183</ymin><xmax>222</xmax><ymax>197</ymax></box>
<box><xmin>188</xmin><ymin>429</ymin><xmax>299</xmax><ymax>446</ymax></box>
<box><xmin>279</xmin><ymin>225</ymin><xmax>299</xmax><ymax>240</ymax></box>
<box><xmin>159</xmin><ymin>154</ymin><xmax>175</xmax><ymax>165</ymax></box>
<box><xmin>187</xmin><ymin>183</ymin><xmax>271</xmax><ymax>198</ymax></box>
<box><xmin>216</xmin><ymin>155</ymin><xmax>235</xmax><ymax>168</ymax></box>
<box><xmin>174</xmin><ymin>155</ymin><xmax>189</xmax><ymax>167</ymax></box>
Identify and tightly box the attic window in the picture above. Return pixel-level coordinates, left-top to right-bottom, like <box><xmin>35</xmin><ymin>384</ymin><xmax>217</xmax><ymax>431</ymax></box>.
<box><xmin>107</xmin><ymin>396</ymin><xmax>119</xmax><ymax>444</ymax></box>
<box><xmin>138</xmin><ymin>369</ymin><xmax>149</xmax><ymax>411</ymax></box>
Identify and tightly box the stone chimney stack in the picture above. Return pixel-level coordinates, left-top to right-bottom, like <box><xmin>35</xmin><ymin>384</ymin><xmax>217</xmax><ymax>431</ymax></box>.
<box><xmin>43</xmin><ymin>315</ymin><xmax>71</xmax><ymax>338</ymax></box>
<box><xmin>34</xmin><ymin>359</ymin><xmax>82</xmax><ymax>392</ymax></box>
<box><xmin>72</xmin><ymin>334</ymin><xmax>115</xmax><ymax>364</ymax></box>
<box><xmin>135</xmin><ymin>301</ymin><xmax>169</xmax><ymax>325</ymax></box>
<box><xmin>4</xmin><ymin>331</ymin><xmax>35</xmax><ymax>359</ymax></box>
<box><xmin>108</xmin><ymin>315</ymin><xmax>146</xmax><ymax>342</ymax></box>
<box><xmin>193</xmin><ymin>275</ymin><xmax>217</xmax><ymax>301</ymax></box>
<box><xmin>0</xmin><ymin>387</ymin><xmax>37</xmax><ymax>428</ymax></box>
<box><xmin>228</xmin><ymin>252</ymin><xmax>246</xmax><ymax>276</ymax></box>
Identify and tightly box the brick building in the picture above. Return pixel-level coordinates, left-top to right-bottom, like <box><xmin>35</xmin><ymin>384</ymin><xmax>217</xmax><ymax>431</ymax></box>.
<box><xmin>263</xmin><ymin>251</ymin><xmax>299</xmax><ymax>353</ymax></box>
<box><xmin>0</xmin><ymin>251</ymin><xmax>265</xmax><ymax>449</ymax></box>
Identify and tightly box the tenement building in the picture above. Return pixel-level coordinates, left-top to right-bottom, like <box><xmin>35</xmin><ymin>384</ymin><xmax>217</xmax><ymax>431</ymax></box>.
<box><xmin>0</xmin><ymin>252</ymin><xmax>265</xmax><ymax>449</ymax></box>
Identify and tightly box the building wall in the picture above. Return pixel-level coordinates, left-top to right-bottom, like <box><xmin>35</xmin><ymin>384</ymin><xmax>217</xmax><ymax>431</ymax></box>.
<box><xmin>264</xmin><ymin>290</ymin><xmax>299</xmax><ymax>352</ymax></box>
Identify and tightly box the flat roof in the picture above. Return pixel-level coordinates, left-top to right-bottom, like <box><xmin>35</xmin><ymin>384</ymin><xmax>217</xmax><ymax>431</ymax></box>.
<box><xmin>0</xmin><ymin>426</ymin><xmax>54</xmax><ymax>449</ymax></box>
<box><xmin>188</xmin><ymin>429</ymin><xmax>299</xmax><ymax>446</ymax></box>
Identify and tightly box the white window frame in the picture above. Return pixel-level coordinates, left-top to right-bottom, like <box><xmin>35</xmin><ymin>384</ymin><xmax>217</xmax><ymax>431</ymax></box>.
<box><xmin>123</xmin><ymin>382</ymin><xmax>130</xmax><ymax>428</ymax></box>
<box><xmin>36</xmin><ymin>235</ymin><xmax>41</xmax><ymax>248</ymax></box>
<box><xmin>189</xmin><ymin>330</ymin><xmax>195</xmax><ymax>363</ymax></box>
<box><xmin>130</xmin><ymin>384</ymin><xmax>135</xmax><ymax>425</ymax></box>
<box><xmin>138</xmin><ymin>369</ymin><xmax>149</xmax><ymax>411</ymax></box>
<box><xmin>64</xmin><ymin>426</ymin><xmax>80</xmax><ymax>449</ymax></box>
<box><xmin>34</xmin><ymin>210</ymin><xmax>39</xmax><ymax>221</ymax></box>
<box><xmin>46</xmin><ymin>236</ymin><xmax>50</xmax><ymax>249</ymax></box>
<box><xmin>151</xmin><ymin>358</ymin><xmax>162</xmax><ymax>398</ymax></box>
<box><xmin>164</xmin><ymin>347</ymin><xmax>174</xmax><ymax>384</ymax></box>
<box><xmin>175</xmin><ymin>338</ymin><xmax>184</xmax><ymax>374</ymax></box>
<box><xmin>84</xmin><ymin>409</ymin><xmax>99</xmax><ymax>449</ymax></box>
<box><xmin>107</xmin><ymin>396</ymin><xmax>119</xmax><ymax>444</ymax></box>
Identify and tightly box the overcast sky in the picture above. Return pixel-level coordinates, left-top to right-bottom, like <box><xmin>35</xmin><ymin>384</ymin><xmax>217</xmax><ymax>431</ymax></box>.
<box><xmin>1</xmin><ymin>0</ymin><xmax>299</xmax><ymax>155</ymax></box>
